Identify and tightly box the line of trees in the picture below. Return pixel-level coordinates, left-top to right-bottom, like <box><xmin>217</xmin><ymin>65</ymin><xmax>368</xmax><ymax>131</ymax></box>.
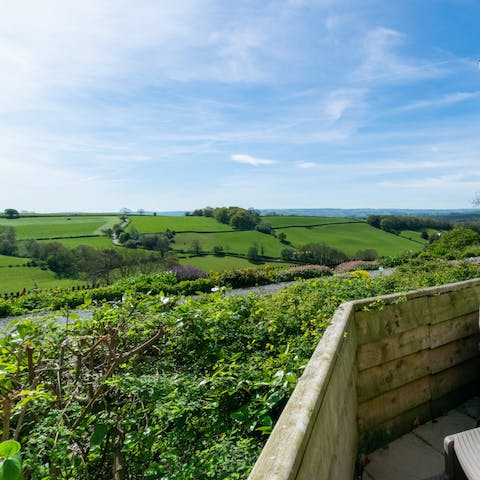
<box><xmin>367</xmin><ymin>215</ymin><xmax>452</xmax><ymax>234</ymax></box>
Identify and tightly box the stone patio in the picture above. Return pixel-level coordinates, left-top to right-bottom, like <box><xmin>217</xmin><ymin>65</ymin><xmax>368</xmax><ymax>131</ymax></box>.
<box><xmin>364</xmin><ymin>398</ymin><xmax>480</xmax><ymax>480</ymax></box>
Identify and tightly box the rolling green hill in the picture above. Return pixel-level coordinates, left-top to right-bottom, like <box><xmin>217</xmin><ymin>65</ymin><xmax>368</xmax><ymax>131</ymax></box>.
<box><xmin>126</xmin><ymin>215</ymin><xmax>232</xmax><ymax>233</ymax></box>
<box><xmin>0</xmin><ymin>215</ymin><xmax>120</xmax><ymax>239</ymax></box>
<box><xmin>0</xmin><ymin>213</ymin><xmax>431</xmax><ymax>292</ymax></box>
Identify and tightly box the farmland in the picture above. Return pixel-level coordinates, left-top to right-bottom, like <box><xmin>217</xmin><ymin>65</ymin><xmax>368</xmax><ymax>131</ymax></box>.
<box><xmin>0</xmin><ymin>212</ymin><xmax>433</xmax><ymax>293</ymax></box>
<box><xmin>128</xmin><ymin>214</ymin><xmax>426</xmax><ymax>259</ymax></box>
<box><xmin>0</xmin><ymin>215</ymin><xmax>120</xmax><ymax>239</ymax></box>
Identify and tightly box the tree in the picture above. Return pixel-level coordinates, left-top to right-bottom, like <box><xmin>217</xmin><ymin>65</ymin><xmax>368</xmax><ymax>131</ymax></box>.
<box><xmin>4</xmin><ymin>209</ymin><xmax>19</xmax><ymax>219</ymax></box>
<box><xmin>355</xmin><ymin>249</ymin><xmax>377</xmax><ymax>261</ymax></box>
<box><xmin>191</xmin><ymin>239</ymin><xmax>202</xmax><ymax>256</ymax></box>
<box><xmin>432</xmin><ymin>227</ymin><xmax>479</xmax><ymax>250</ymax></box>
<box><xmin>296</xmin><ymin>242</ymin><xmax>348</xmax><ymax>266</ymax></box>
<box><xmin>278</xmin><ymin>232</ymin><xmax>288</xmax><ymax>243</ymax></box>
<box><xmin>214</xmin><ymin>207</ymin><xmax>230</xmax><ymax>224</ymax></box>
<box><xmin>230</xmin><ymin>210</ymin><xmax>257</xmax><ymax>230</ymax></box>
<box><xmin>247</xmin><ymin>244</ymin><xmax>259</xmax><ymax>262</ymax></box>
<box><xmin>256</xmin><ymin>221</ymin><xmax>273</xmax><ymax>234</ymax></box>
<box><xmin>212</xmin><ymin>245</ymin><xmax>224</xmax><ymax>256</ymax></box>
<box><xmin>0</xmin><ymin>226</ymin><xmax>17</xmax><ymax>255</ymax></box>
<box><xmin>280</xmin><ymin>247</ymin><xmax>295</xmax><ymax>261</ymax></box>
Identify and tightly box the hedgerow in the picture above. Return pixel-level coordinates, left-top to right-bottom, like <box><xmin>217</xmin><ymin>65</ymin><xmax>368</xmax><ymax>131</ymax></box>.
<box><xmin>1</xmin><ymin>259</ymin><xmax>479</xmax><ymax>478</ymax></box>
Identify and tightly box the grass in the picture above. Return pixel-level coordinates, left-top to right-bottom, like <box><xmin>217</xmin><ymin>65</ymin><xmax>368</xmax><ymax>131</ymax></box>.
<box><xmin>0</xmin><ymin>215</ymin><xmax>121</xmax><ymax>239</ymax></box>
<box><xmin>275</xmin><ymin>223</ymin><xmax>423</xmax><ymax>257</ymax></box>
<box><xmin>263</xmin><ymin>215</ymin><xmax>360</xmax><ymax>228</ymax></box>
<box><xmin>178</xmin><ymin>255</ymin><xmax>289</xmax><ymax>272</ymax></box>
<box><xmin>0</xmin><ymin>213</ymin><xmax>431</xmax><ymax>290</ymax></box>
<box><xmin>0</xmin><ymin>254</ymin><xmax>30</xmax><ymax>267</ymax></box>
<box><xmin>127</xmin><ymin>215</ymin><xmax>232</xmax><ymax>233</ymax></box>
<box><xmin>173</xmin><ymin>231</ymin><xmax>284</xmax><ymax>257</ymax></box>
<box><xmin>0</xmin><ymin>266</ymin><xmax>82</xmax><ymax>295</ymax></box>
<box><xmin>37</xmin><ymin>236</ymin><xmax>116</xmax><ymax>249</ymax></box>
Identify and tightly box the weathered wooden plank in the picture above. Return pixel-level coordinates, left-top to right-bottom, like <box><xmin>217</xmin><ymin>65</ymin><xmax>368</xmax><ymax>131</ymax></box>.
<box><xmin>355</xmin><ymin>297</ymin><xmax>429</xmax><ymax>346</ymax></box>
<box><xmin>429</xmin><ymin>335</ymin><xmax>480</xmax><ymax>374</ymax></box>
<box><xmin>325</xmin><ymin>385</ymin><xmax>358</xmax><ymax>480</ymax></box>
<box><xmin>430</xmin><ymin>312</ymin><xmax>480</xmax><ymax>348</ymax></box>
<box><xmin>357</xmin><ymin>349</ymin><xmax>430</xmax><ymax>403</ymax></box>
<box><xmin>297</xmin><ymin>333</ymin><xmax>357</xmax><ymax>480</ymax></box>
<box><xmin>355</xmin><ymin>284</ymin><xmax>480</xmax><ymax>345</ymax></box>
<box><xmin>380</xmin><ymin>402</ymin><xmax>433</xmax><ymax>447</ymax></box>
<box><xmin>358</xmin><ymin>376</ymin><xmax>431</xmax><ymax>430</ymax></box>
<box><xmin>426</xmin><ymin>288</ymin><xmax>480</xmax><ymax>325</ymax></box>
<box><xmin>298</xmin><ymin>373</ymin><xmax>357</xmax><ymax>480</ymax></box>
<box><xmin>430</xmin><ymin>358</ymin><xmax>480</xmax><ymax>400</ymax></box>
<box><xmin>357</xmin><ymin>325</ymin><xmax>429</xmax><ymax>371</ymax></box>
<box><xmin>247</xmin><ymin>303</ymin><xmax>357</xmax><ymax>480</ymax></box>
<box><xmin>431</xmin><ymin>382</ymin><xmax>480</xmax><ymax>418</ymax></box>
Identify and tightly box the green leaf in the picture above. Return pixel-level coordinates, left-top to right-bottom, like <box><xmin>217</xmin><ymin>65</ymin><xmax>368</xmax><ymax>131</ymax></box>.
<box><xmin>0</xmin><ymin>456</ymin><xmax>23</xmax><ymax>480</ymax></box>
<box><xmin>90</xmin><ymin>424</ymin><xmax>109</xmax><ymax>448</ymax></box>
<box><xmin>0</xmin><ymin>441</ymin><xmax>20</xmax><ymax>459</ymax></box>
<box><xmin>265</xmin><ymin>391</ymin><xmax>285</xmax><ymax>409</ymax></box>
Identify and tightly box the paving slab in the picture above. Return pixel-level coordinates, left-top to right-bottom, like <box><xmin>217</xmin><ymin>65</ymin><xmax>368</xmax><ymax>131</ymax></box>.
<box><xmin>455</xmin><ymin>397</ymin><xmax>480</xmax><ymax>420</ymax></box>
<box><xmin>364</xmin><ymin>398</ymin><xmax>480</xmax><ymax>480</ymax></box>
<box><xmin>365</xmin><ymin>432</ymin><xmax>444</xmax><ymax>480</ymax></box>
<box><xmin>415</xmin><ymin>410</ymin><xmax>477</xmax><ymax>454</ymax></box>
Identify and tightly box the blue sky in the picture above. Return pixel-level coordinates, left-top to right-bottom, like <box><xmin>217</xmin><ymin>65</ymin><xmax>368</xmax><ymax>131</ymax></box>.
<box><xmin>1</xmin><ymin>0</ymin><xmax>479</xmax><ymax>213</ymax></box>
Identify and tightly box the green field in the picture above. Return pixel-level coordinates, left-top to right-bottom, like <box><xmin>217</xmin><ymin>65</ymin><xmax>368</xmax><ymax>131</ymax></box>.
<box><xmin>174</xmin><ymin>230</ymin><xmax>284</xmax><ymax>257</ymax></box>
<box><xmin>263</xmin><ymin>215</ymin><xmax>360</xmax><ymax>228</ymax></box>
<box><xmin>0</xmin><ymin>254</ymin><xmax>30</xmax><ymax>267</ymax></box>
<box><xmin>173</xmin><ymin>220</ymin><xmax>425</xmax><ymax>259</ymax></box>
<box><xmin>0</xmin><ymin>215</ymin><xmax>120</xmax><ymax>239</ymax></box>
<box><xmin>0</xmin><ymin>266</ymin><xmax>81</xmax><ymax>294</ymax></box>
<box><xmin>275</xmin><ymin>223</ymin><xmax>423</xmax><ymax>257</ymax></box>
<box><xmin>178</xmin><ymin>255</ymin><xmax>289</xmax><ymax>272</ymax></box>
<box><xmin>37</xmin><ymin>236</ymin><xmax>115</xmax><ymax>249</ymax></box>
<box><xmin>127</xmin><ymin>215</ymin><xmax>232</xmax><ymax>233</ymax></box>
<box><xmin>0</xmin><ymin>213</ymin><xmax>432</xmax><ymax>292</ymax></box>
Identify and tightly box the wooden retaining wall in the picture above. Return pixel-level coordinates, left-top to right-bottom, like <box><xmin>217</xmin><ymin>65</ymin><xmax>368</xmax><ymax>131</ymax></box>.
<box><xmin>248</xmin><ymin>278</ymin><xmax>480</xmax><ymax>480</ymax></box>
<box><xmin>355</xmin><ymin>280</ymin><xmax>480</xmax><ymax>451</ymax></box>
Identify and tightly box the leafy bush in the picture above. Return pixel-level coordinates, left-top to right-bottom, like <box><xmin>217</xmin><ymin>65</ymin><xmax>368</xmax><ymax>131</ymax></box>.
<box><xmin>1</xmin><ymin>260</ymin><xmax>480</xmax><ymax>478</ymax></box>
<box><xmin>168</xmin><ymin>265</ymin><xmax>208</xmax><ymax>280</ymax></box>
<box><xmin>274</xmin><ymin>265</ymin><xmax>332</xmax><ymax>281</ymax></box>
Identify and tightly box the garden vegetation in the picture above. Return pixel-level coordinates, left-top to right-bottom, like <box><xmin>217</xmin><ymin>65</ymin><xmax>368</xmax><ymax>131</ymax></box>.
<box><xmin>1</xmin><ymin>258</ymin><xmax>480</xmax><ymax>479</ymax></box>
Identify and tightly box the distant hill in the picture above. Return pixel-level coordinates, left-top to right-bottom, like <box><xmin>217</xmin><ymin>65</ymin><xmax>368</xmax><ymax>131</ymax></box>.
<box><xmin>258</xmin><ymin>208</ymin><xmax>480</xmax><ymax>219</ymax></box>
<box><xmin>144</xmin><ymin>208</ymin><xmax>480</xmax><ymax>220</ymax></box>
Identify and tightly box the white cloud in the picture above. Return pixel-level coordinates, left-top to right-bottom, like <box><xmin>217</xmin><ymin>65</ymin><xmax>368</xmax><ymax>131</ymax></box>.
<box><xmin>379</xmin><ymin>173</ymin><xmax>479</xmax><ymax>189</ymax></box>
<box><xmin>398</xmin><ymin>91</ymin><xmax>480</xmax><ymax>111</ymax></box>
<box><xmin>297</xmin><ymin>162</ymin><xmax>318</xmax><ymax>168</ymax></box>
<box><xmin>355</xmin><ymin>27</ymin><xmax>445</xmax><ymax>84</ymax></box>
<box><xmin>231</xmin><ymin>154</ymin><xmax>276</xmax><ymax>166</ymax></box>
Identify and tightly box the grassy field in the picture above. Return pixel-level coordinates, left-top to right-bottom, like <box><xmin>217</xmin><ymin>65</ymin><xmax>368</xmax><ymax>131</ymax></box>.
<box><xmin>37</xmin><ymin>236</ymin><xmax>116</xmax><ymax>249</ymax></box>
<box><xmin>178</xmin><ymin>255</ymin><xmax>289</xmax><ymax>272</ymax></box>
<box><xmin>173</xmin><ymin>231</ymin><xmax>284</xmax><ymax>257</ymax></box>
<box><xmin>174</xmin><ymin>221</ymin><xmax>425</xmax><ymax>259</ymax></box>
<box><xmin>127</xmin><ymin>215</ymin><xmax>232</xmax><ymax>233</ymax></box>
<box><xmin>275</xmin><ymin>223</ymin><xmax>424</xmax><ymax>257</ymax></box>
<box><xmin>0</xmin><ymin>254</ymin><xmax>30</xmax><ymax>267</ymax></box>
<box><xmin>0</xmin><ymin>213</ymin><xmax>432</xmax><ymax>291</ymax></box>
<box><xmin>0</xmin><ymin>215</ymin><xmax>120</xmax><ymax>240</ymax></box>
<box><xmin>263</xmin><ymin>216</ymin><xmax>360</xmax><ymax>228</ymax></box>
<box><xmin>0</xmin><ymin>266</ymin><xmax>81</xmax><ymax>294</ymax></box>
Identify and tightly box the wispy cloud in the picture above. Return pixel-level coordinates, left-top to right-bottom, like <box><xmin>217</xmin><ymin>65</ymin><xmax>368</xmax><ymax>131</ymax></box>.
<box><xmin>379</xmin><ymin>173</ymin><xmax>480</xmax><ymax>189</ymax></box>
<box><xmin>231</xmin><ymin>154</ymin><xmax>276</xmax><ymax>166</ymax></box>
<box><xmin>397</xmin><ymin>91</ymin><xmax>480</xmax><ymax>111</ymax></box>
<box><xmin>355</xmin><ymin>27</ymin><xmax>445</xmax><ymax>84</ymax></box>
<box><xmin>297</xmin><ymin>162</ymin><xmax>318</xmax><ymax>169</ymax></box>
